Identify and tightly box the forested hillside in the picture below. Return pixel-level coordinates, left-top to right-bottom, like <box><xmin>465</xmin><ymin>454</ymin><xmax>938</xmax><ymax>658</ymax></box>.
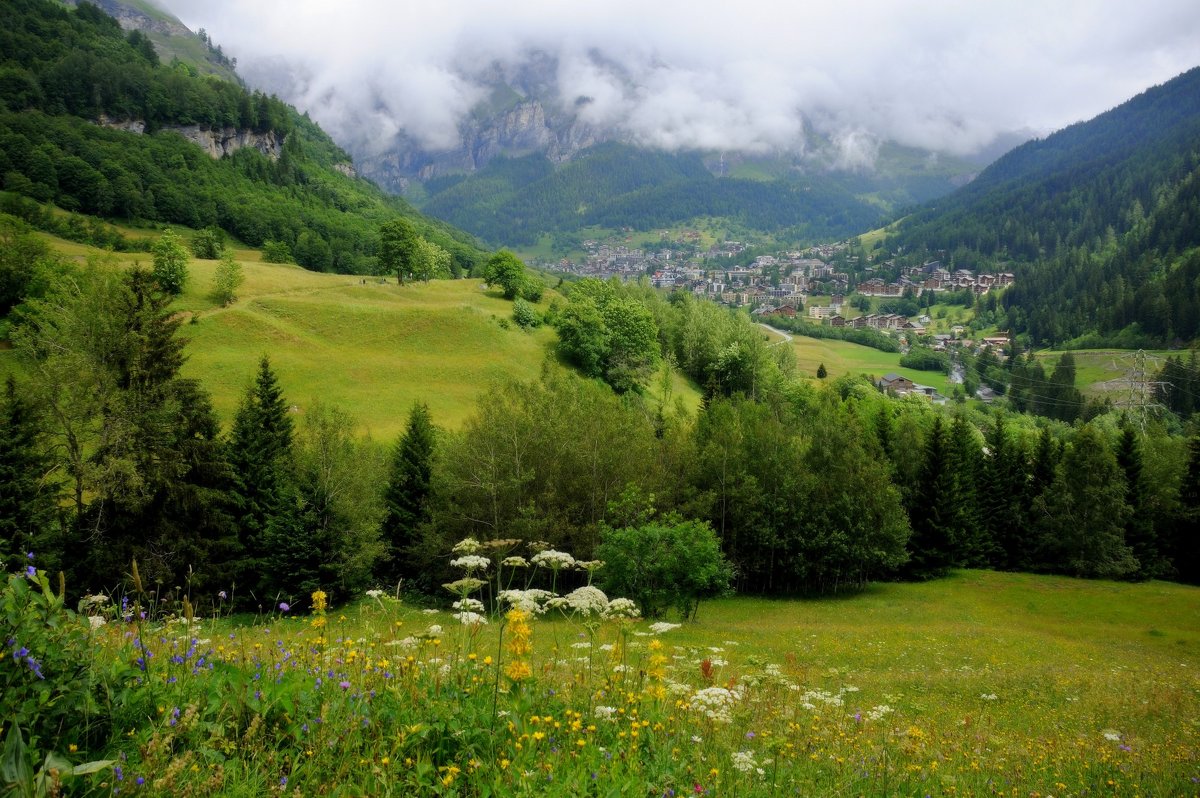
<box><xmin>879</xmin><ymin>66</ymin><xmax>1200</xmax><ymax>346</ymax></box>
<box><xmin>420</xmin><ymin>143</ymin><xmax>884</xmax><ymax>246</ymax></box>
<box><xmin>0</xmin><ymin>0</ymin><xmax>485</xmax><ymax>274</ymax></box>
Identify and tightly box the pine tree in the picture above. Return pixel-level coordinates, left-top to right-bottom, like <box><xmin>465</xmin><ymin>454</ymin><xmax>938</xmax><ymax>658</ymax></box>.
<box><xmin>379</xmin><ymin>402</ymin><xmax>436</xmax><ymax>587</ymax></box>
<box><xmin>0</xmin><ymin>377</ymin><xmax>58</xmax><ymax>567</ymax></box>
<box><xmin>1172</xmin><ymin>434</ymin><xmax>1200</xmax><ymax>583</ymax></box>
<box><xmin>1116</xmin><ymin>420</ymin><xmax>1159</xmax><ymax>578</ymax></box>
<box><xmin>227</xmin><ymin>356</ymin><xmax>295</xmax><ymax>605</ymax></box>
<box><xmin>1035</xmin><ymin>425</ymin><xmax>1136</xmax><ymax>578</ymax></box>
<box><xmin>980</xmin><ymin>413</ymin><xmax>1031</xmax><ymax>570</ymax></box>
<box><xmin>948</xmin><ymin>414</ymin><xmax>990</xmax><ymax>566</ymax></box>
<box><xmin>906</xmin><ymin>417</ymin><xmax>961</xmax><ymax>578</ymax></box>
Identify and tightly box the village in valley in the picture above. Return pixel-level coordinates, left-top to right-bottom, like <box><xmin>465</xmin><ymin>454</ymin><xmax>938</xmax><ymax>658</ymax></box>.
<box><xmin>539</xmin><ymin>231</ymin><xmax>1015</xmax><ymax>343</ymax></box>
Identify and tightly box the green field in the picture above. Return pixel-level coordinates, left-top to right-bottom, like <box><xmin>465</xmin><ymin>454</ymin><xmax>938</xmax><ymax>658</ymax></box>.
<box><xmin>2</xmin><ymin>232</ymin><xmax>704</xmax><ymax>438</ymax></box>
<box><xmin>1034</xmin><ymin>348</ymin><xmax>1178</xmax><ymax>396</ymax></box>
<box><xmin>780</xmin><ymin>331</ymin><xmax>954</xmax><ymax>394</ymax></box>
<box><xmin>49</xmin><ymin>568</ymin><xmax>1200</xmax><ymax>796</ymax></box>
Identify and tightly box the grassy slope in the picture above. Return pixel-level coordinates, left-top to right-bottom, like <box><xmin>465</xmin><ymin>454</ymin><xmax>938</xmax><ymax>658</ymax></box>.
<box><xmin>1034</xmin><ymin>348</ymin><xmax>1177</xmax><ymax>397</ymax></box>
<box><xmin>3</xmin><ymin>230</ymin><xmax>704</xmax><ymax>438</ymax></box>
<box><xmin>784</xmin><ymin>334</ymin><xmax>952</xmax><ymax>393</ymax></box>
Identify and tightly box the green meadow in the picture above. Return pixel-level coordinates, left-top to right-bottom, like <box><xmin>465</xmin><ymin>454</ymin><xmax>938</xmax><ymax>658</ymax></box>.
<box><xmin>3</xmin><ymin>230</ymin><xmax>703</xmax><ymax>437</ymax></box>
<box><xmin>25</xmin><ymin>567</ymin><xmax>1198</xmax><ymax>796</ymax></box>
<box><xmin>779</xmin><ymin>331</ymin><xmax>954</xmax><ymax>394</ymax></box>
<box><xmin>1034</xmin><ymin>349</ymin><xmax>1178</xmax><ymax>397</ymax></box>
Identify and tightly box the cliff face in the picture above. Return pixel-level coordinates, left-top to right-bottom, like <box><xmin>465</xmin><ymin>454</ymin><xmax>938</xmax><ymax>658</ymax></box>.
<box><xmin>97</xmin><ymin>115</ymin><xmax>284</xmax><ymax>160</ymax></box>
<box><xmin>61</xmin><ymin>0</ymin><xmax>189</xmax><ymax>36</ymax></box>
<box><xmin>358</xmin><ymin>97</ymin><xmax>604</xmax><ymax>193</ymax></box>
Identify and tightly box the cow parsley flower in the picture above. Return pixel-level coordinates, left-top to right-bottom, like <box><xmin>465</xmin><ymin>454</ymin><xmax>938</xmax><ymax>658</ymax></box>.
<box><xmin>602</xmin><ymin>598</ymin><xmax>641</xmax><ymax>620</ymax></box>
<box><xmin>564</xmin><ymin>586</ymin><xmax>609</xmax><ymax>617</ymax></box>
<box><xmin>649</xmin><ymin>622</ymin><xmax>681</xmax><ymax>635</ymax></box>
<box><xmin>531</xmin><ymin>550</ymin><xmax>576</xmax><ymax>570</ymax></box>
<box><xmin>452</xmin><ymin>537</ymin><xmax>482</xmax><ymax>554</ymax></box>
<box><xmin>454</xmin><ymin>611</ymin><xmax>488</xmax><ymax>626</ymax></box>
<box><xmin>450</xmin><ymin>555</ymin><xmax>490</xmax><ymax>572</ymax></box>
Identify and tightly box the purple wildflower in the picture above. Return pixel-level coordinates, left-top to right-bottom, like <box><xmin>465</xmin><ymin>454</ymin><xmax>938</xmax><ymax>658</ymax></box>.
<box><xmin>279</xmin><ymin>602</ymin><xmax>290</xmax><ymax>612</ymax></box>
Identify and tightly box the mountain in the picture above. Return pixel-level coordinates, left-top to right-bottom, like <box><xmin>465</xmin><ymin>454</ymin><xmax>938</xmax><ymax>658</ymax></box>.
<box><xmin>0</xmin><ymin>0</ymin><xmax>486</xmax><ymax>274</ymax></box>
<box><xmin>242</xmin><ymin>48</ymin><xmax>982</xmax><ymax>248</ymax></box>
<box><xmin>879</xmin><ymin>65</ymin><xmax>1200</xmax><ymax>345</ymax></box>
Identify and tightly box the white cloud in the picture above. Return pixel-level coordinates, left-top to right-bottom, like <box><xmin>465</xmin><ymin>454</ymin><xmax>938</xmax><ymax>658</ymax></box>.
<box><xmin>159</xmin><ymin>0</ymin><xmax>1200</xmax><ymax>161</ymax></box>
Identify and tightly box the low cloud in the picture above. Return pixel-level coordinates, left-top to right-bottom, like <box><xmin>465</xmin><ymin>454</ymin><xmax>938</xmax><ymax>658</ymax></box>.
<box><xmin>160</xmin><ymin>0</ymin><xmax>1200</xmax><ymax>165</ymax></box>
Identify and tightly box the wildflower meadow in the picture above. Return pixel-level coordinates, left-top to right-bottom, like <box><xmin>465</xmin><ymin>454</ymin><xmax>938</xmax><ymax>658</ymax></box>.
<box><xmin>3</xmin><ymin>544</ymin><xmax>1199</xmax><ymax>797</ymax></box>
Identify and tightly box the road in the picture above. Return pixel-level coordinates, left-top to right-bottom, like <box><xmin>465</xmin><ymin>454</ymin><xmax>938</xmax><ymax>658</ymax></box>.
<box><xmin>758</xmin><ymin>322</ymin><xmax>794</xmax><ymax>345</ymax></box>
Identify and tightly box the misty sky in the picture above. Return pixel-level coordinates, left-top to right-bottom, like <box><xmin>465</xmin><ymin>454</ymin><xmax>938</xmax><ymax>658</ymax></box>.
<box><xmin>159</xmin><ymin>0</ymin><xmax>1200</xmax><ymax>162</ymax></box>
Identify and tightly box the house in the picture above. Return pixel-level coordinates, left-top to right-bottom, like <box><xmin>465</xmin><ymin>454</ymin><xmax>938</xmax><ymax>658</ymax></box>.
<box><xmin>768</xmin><ymin>304</ymin><xmax>798</xmax><ymax>318</ymax></box>
<box><xmin>877</xmin><ymin>373</ymin><xmax>915</xmax><ymax>393</ymax></box>
<box><xmin>809</xmin><ymin>305</ymin><xmax>836</xmax><ymax>320</ymax></box>
<box><xmin>828</xmin><ymin>315</ymin><xmax>846</xmax><ymax>328</ymax></box>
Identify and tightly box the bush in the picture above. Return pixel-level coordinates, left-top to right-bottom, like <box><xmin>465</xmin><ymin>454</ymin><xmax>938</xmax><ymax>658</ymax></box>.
<box><xmin>189</xmin><ymin>226</ymin><xmax>225</xmax><ymax>259</ymax></box>
<box><xmin>596</xmin><ymin>518</ymin><xmax>733</xmax><ymax>620</ymax></box>
<box><xmin>262</xmin><ymin>240</ymin><xmax>293</xmax><ymax>264</ymax></box>
<box><xmin>899</xmin><ymin>345</ymin><xmax>950</xmax><ymax>372</ymax></box>
<box><xmin>511</xmin><ymin>298</ymin><xmax>541</xmax><ymax>330</ymax></box>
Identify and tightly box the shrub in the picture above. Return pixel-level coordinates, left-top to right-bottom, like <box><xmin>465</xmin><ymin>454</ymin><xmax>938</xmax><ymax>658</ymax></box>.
<box><xmin>261</xmin><ymin>239</ymin><xmax>293</xmax><ymax>264</ymax></box>
<box><xmin>511</xmin><ymin>298</ymin><xmax>541</xmax><ymax>330</ymax></box>
<box><xmin>189</xmin><ymin>226</ymin><xmax>225</xmax><ymax>259</ymax></box>
<box><xmin>596</xmin><ymin>518</ymin><xmax>733</xmax><ymax>620</ymax></box>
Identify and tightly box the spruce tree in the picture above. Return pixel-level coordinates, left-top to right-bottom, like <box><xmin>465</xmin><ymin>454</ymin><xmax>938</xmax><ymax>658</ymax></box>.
<box><xmin>980</xmin><ymin>413</ymin><xmax>1031</xmax><ymax>570</ymax></box>
<box><xmin>948</xmin><ymin>414</ymin><xmax>990</xmax><ymax>566</ymax></box>
<box><xmin>1172</xmin><ymin>434</ymin><xmax>1200</xmax><ymax>583</ymax></box>
<box><xmin>1116</xmin><ymin>420</ymin><xmax>1159</xmax><ymax>578</ymax></box>
<box><xmin>906</xmin><ymin>417</ymin><xmax>961</xmax><ymax>578</ymax></box>
<box><xmin>1035</xmin><ymin>425</ymin><xmax>1136</xmax><ymax>578</ymax></box>
<box><xmin>379</xmin><ymin>402</ymin><xmax>436</xmax><ymax>587</ymax></box>
<box><xmin>0</xmin><ymin>377</ymin><xmax>57</xmax><ymax>567</ymax></box>
<box><xmin>227</xmin><ymin>356</ymin><xmax>295</xmax><ymax>605</ymax></box>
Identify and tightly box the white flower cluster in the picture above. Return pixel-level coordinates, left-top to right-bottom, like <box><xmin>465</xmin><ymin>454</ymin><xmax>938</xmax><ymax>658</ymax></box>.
<box><xmin>601</xmin><ymin>598</ymin><xmax>641</xmax><ymax>620</ymax></box>
<box><xmin>564</xmin><ymin>586</ymin><xmax>609</xmax><ymax>617</ymax></box>
<box><xmin>1102</xmin><ymin>730</ymin><xmax>1122</xmax><ymax>742</ymax></box>
<box><xmin>866</xmin><ymin>704</ymin><xmax>893</xmax><ymax>721</ymax></box>
<box><xmin>576</xmin><ymin>559</ymin><xmax>605</xmax><ymax>572</ymax></box>
<box><xmin>501</xmin><ymin>556</ymin><xmax>529</xmax><ymax>568</ymax></box>
<box><xmin>980</xmin><ymin>693</ymin><xmax>999</xmax><ymax>701</ymax></box>
<box><xmin>452</xmin><ymin>537</ymin><xmax>482</xmax><ymax>554</ymax></box>
<box><xmin>731</xmin><ymin>750</ymin><xmax>764</xmax><ymax>775</ymax></box>
<box><xmin>593</xmin><ymin>705</ymin><xmax>618</xmax><ymax>721</ymax></box>
<box><xmin>531</xmin><ymin>549</ymin><xmax>575</xmax><ymax>570</ymax></box>
<box><xmin>497</xmin><ymin>589</ymin><xmax>556</xmax><ymax>614</ymax></box>
<box><xmin>87</xmin><ymin>615</ymin><xmax>107</xmax><ymax>629</ymax></box>
<box><xmin>688</xmin><ymin>686</ymin><xmax>743</xmax><ymax>724</ymax></box>
<box><xmin>450</xmin><ymin>555</ymin><xmax>490</xmax><ymax>572</ymax></box>
<box><xmin>649</xmin><ymin>621</ymin><xmax>681</xmax><ymax>635</ymax></box>
<box><xmin>426</xmin><ymin>624</ymin><xmax>443</xmax><ymax>637</ymax></box>
<box><xmin>798</xmin><ymin>688</ymin><xmax>844</xmax><ymax>710</ymax></box>
<box><xmin>454</xmin><ymin>611</ymin><xmax>488</xmax><ymax>626</ymax></box>
<box><xmin>365</xmin><ymin>589</ymin><xmax>386</xmax><ymax>599</ymax></box>
<box><xmin>452</xmin><ymin>598</ymin><xmax>485</xmax><ymax>612</ymax></box>
<box><xmin>81</xmin><ymin>594</ymin><xmax>110</xmax><ymax>608</ymax></box>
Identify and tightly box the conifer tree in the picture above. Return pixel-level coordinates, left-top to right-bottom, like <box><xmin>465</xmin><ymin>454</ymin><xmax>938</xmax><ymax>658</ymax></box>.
<box><xmin>906</xmin><ymin>417</ymin><xmax>962</xmax><ymax>578</ymax></box>
<box><xmin>1116</xmin><ymin>420</ymin><xmax>1159</xmax><ymax>578</ymax></box>
<box><xmin>980</xmin><ymin>413</ymin><xmax>1031</xmax><ymax>570</ymax></box>
<box><xmin>1172</xmin><ymin>433</ymin><xmax>1200</xmax><ymax>583</ymax></box>
<box><xmin>1035</xmin><ymin>424</ymin><xmax>1135</xmax><ymax>578</ymax></box>
<box><xmin>379</xmin><ymin>402</ymin><xmax>436</xmax><ymax>587</ymax></box>
<box><xmin>227</xmin><ymin>356</ymin><xmax>295</xmax><ymax>604</ymax></box>
<box><xmin>948</xmin><ymin>414</ymin><xmax>990</xmax><ymax>566</ymax></box>
<box><xmin>0</xmin><ymin>377</ymin><xmax>57</xmax><ymax>567</ymax></box>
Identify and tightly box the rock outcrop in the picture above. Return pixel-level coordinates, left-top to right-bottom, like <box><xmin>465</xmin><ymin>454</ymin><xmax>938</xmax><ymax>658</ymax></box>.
<box><xmin>96</xmin><ymin>115</ymin><xmax>283</xmax><ymax>161</ymax></box>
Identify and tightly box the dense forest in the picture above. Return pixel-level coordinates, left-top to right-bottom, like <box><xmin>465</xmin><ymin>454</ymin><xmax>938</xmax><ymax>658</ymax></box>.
<box><xmin>0</xmin><ymin>0</ymin><xmax>486</xmax><ymax>275</ymax></box>
<box><xmin>419</xmin><ymin>143</ymin><xmax>884</xmax><ymax>246</ymax></box>
<box><xmin>879</xmin><ymin>66</ymin><xmax>1200</xmax><ymax>346</ymax></box>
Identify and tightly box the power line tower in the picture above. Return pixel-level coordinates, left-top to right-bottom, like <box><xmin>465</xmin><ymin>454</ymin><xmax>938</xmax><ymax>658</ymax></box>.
<box><xmin>1119</xmin><ymin>349</ymin><xmax>1169</xmax><ymax>432</ymax></box>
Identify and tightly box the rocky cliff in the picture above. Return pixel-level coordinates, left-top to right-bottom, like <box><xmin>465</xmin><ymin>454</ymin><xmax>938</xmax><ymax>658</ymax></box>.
<box><xmin>97</xmin><ymin>115</ymin><xmax>283</xmax><ymax>160</ymax></box>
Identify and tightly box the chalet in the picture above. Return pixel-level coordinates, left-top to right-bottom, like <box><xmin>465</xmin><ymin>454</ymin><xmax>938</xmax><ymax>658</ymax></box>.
<box><xmin>828</xmin><ymin>315</ymin><xmax>846</xmax><ymax>328</ymax></box>
<box><xmin>877</xmin><ymin>373</ymin><xmax>915</xmax><ymax>392</ymax></box>
<box><xmin>769</xmin><ymin>304</ymin><xmax>798</xmax><ymax>318</ymax></box>
<box><xmin>981</xmin><ymin>333</ymin><xmax>1010</xmax><ymax>351</ymax></box>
